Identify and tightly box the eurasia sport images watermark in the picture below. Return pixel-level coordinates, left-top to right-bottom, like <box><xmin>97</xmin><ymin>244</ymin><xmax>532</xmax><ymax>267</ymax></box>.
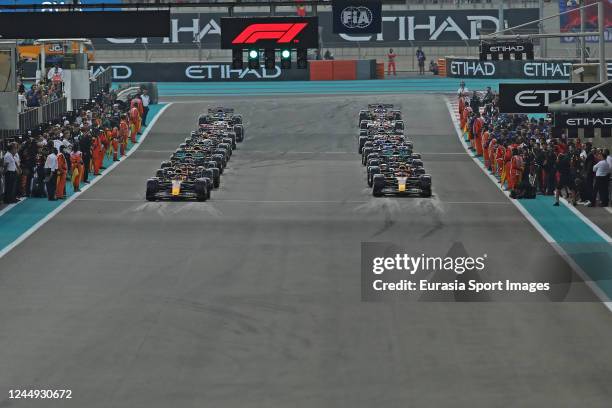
<box><xmin>367</xmin><ymin>252</ymin><xmax>550</xmax><ymax>295</ymax></box>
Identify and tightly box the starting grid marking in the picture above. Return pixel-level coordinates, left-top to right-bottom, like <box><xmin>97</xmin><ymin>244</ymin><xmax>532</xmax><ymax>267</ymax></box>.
<box><xmin>73</xmin><ymin>197</ymin><xmax>510</xmax><ymax>205</ymax></box>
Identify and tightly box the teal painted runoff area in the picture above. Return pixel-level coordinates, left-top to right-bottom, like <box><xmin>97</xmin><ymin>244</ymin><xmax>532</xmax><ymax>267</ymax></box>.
<box><xmin>114</xmin><ymin>77</ymin><xmax>567</xmax><ymax>97</ymax></box>
<box><xmin>0</xmin><ymin>104</ymin><xmax>166</xmax><ymax>252</ymax></box>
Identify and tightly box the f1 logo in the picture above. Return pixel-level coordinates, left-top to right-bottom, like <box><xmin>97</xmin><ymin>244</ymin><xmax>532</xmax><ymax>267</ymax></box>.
<box><xmin>231</xmin><ymin>23</ymin><xmax>308</xmax><ymax>44</ymax></box>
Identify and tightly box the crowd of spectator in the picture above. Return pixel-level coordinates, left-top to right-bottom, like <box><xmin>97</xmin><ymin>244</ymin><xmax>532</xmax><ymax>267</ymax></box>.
<box><xmin>2</xmin><ymin>87</ymin><xmax>149</xmax><ymax>205</ymax></box>
<box><xmin>17</xmin><ymin>65</ymin><xmax>66</xmax><ymax>113</ymax></box>
<box><xmin>458</xmin><ymin>83</ymin><xmax>611</xmax><ymax>208</ymax></box>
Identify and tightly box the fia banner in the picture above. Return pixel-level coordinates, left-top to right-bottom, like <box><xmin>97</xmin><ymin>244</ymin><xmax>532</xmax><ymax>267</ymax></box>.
<box><xmin>332</xmin><ymin>0</ymin><xmax>382</xmax><ymax>34</ymax></box>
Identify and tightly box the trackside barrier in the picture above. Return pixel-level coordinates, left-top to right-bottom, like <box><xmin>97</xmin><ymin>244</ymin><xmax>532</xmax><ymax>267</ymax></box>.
<box><xmin>376</xmin><ymin>63</ymin><xmax>385</xmax><ymax>79</ymax></box>
<box><xmin>309</xmin><ymin>61</ymin><xmax>333</xmax><ymax>80</ymax></box>
<box><xmin>332</xmin><ymin>60</ymin><xmax>357</xmax><ymax>80</ymax></box>
<box><xmin>309</xmin><ymin>60</ymin><xmax>377</xmax><ymax>81</ymax></box>
<box><xmin>438</xmin><ymin>58</ymin><xmax>447</xmax><ymax>77</ymax></box>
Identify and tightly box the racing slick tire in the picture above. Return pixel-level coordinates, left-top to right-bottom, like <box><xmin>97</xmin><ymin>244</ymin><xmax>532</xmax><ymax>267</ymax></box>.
<box><xmin>198</xmin><ymin>115</ymin><xmax>209</xmax><ymax>125</ymax></box>
<box><xmin>419</xmin><ymin>175</ymin><xmax>432</xmax><ymax>197</ymax></box>
<box><xmin>358</xmin><ymin>136</ymin><xmax>367</xmax><ymax>154</ymax></box>
<box><xmin>233</xmin><ymin>115</ymin><xmax>242</xmax><ymax>125</ymax></box>
<box><xmin>394</xmin><ymin>121</ymin><xmax>404</xmax><ymax>131</ymax></box>
<box><xmin>212</xmin><ymin>154</ymin><xmax>225</xmax><ymax>173</ymax></box>
<box><xmin>160</xmin><ymin>160</ymin><xmax>172</xmax><ymax>169</ymax></box>
<box><xmin>195</xmin><ymin>178</ymin><xmax>209</xmax><ymax>202</ymax></box>
<box><xmin>359</xmin><ymin>120</ymin><xmax>368</xmax><ymax>130</ymax></box>
<box><xmin>372</xmin><ymin>174</ymin><xmax>385</xmax><ymax>197</ymax></box>
<box><xmin>218</xmin><ymin>144</ymin><xmax>232</xmax><ymax>159</ymax></box>
<box><xmin>202</xmin><ymin>169</ymin><xmax>215</xmax><ymax>191</ymax></box>
<box><xmin>359</xmin><ymin>111</ymin><xmax>368</xmax><ymax>123</ymax></box>
<box><xmin>229</xmin><ymin>133</ymin><xmax>237</xmax><ymax>149</ymax></box>
<box><xmin>205</xmin><ymin>162</ymin><xmax>221</xmax><ymax>188</ymax></box>
<box><xmin>362</xmin><ymin>147</ymin><xmax>373</xmax><ymax>165</ymax></box>
<box><xmin>391</xmin><ymin>110</ymin><xmax>402</xmax><ymax>121</ymax></box>
<box><xmin>367</xmin><ymin>166</ymin><xmax>380</xmax><ymax>187</ymax></box>
<box><xmin>234</xmin><ymin>125</ymin><xmax>244</xmax><ymax>142</ymax></box>
<box><xmin>146</xmin><ymin>178</ymin><xmax>158</xmax><ymax>201</ymax></box>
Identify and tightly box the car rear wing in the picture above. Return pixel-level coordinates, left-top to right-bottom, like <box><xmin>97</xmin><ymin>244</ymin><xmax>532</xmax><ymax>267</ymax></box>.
<box><xmin>208</xmin><ymin>107</ymin><xmax>235</xmax><ymax>114</ymax></box>
<box><xmin>367</xmin><ymin>104</ymin><xmax>394</xmax><ymax>110</ymax></box>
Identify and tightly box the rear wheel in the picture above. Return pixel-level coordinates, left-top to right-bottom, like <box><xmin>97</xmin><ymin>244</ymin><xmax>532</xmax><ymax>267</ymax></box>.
<box><xmin>196</xmin><ymin>182</ymin><xmax>208</xmax><ymax>202</ymax></box>
<box><xmin>368</xmin><ymin>166</ymin><xmax>380</xmax><ymax>187</ymax></box>
<box><xmin>234</xmin><ymin>125</ymin><xmax>244</xmax><ymax>142</ymax></box>
<box><xmin>372</xmin><ymin>175</ymin><xmax>385</xmax><ymax>197</ymax></box>
<box><xmin>358</xmin><ymin>136</ymin><xmax>367</xmax><ymax>154</ymax></box>
<box><xmin>146</xmin><ymin>179</ymin><xmax>158</xmax><ymax>201</ymax></box>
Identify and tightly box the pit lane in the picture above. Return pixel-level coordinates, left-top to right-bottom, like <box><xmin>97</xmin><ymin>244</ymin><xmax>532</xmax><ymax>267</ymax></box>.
<box><xmin>1</xmin><ymin>94</ymin><xmax>611</xmax><ymax>407</ymax></box>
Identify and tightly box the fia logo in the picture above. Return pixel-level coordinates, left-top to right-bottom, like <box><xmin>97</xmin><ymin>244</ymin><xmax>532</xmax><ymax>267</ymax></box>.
<box><xmin>341</xmin><ymin>6</ymin><xmax>373</xmax><ymax>29</ymax></box>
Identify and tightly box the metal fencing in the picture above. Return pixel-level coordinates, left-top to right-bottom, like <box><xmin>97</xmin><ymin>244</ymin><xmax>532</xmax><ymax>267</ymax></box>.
<box><xmin>90</xmin><ymin>67</ymin><xmax>112</xmax><ymax>96</ymax></box>
<box><xmin>41</xmin><ymin>97</ymin><xmax>67</xmax><ymax>123</ymax></box>
<box><xmin>18</xmin><ymin>108</ymin><xmax>40</xmax><ymax>132</ymax></box>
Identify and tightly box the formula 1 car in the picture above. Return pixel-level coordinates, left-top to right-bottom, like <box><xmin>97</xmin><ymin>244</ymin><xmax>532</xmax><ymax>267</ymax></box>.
<box><xmin>366</xmin><ymin>154</ymin><xmax>424</xmax><ymax>187</ymax></box>
<box><xmin>198</xmin><ymin>107</ymin><xmax>245</xmax><ymax>142</ymax></box>
<box><xmin>371</xmin><ymin>166</ymin><xmax>432</xmax><ymax>197</ymax></box>
<box><xmin>358</xmin><ymin>128</ymin><xmax>405</xmax><ymax>154</ymax></box>
<box><xmin>358</xmin><ymin>104</ymin><xmax>402</xmax><ymax>124</ymax></box>
<box><xmin>356</xmin><ymin>105</ymin><xmax>432</xmax><ymax>198</ymax></box>
<box><xmin>362</xmin><ymin>141</ymin><xmax>414</xmax><ymax>166</ymax></box>
<box><xmin>146</xmin><ymin>168</ymin><xmax>211</xmax><ymax>202</ymax></box>
<box><xmin>146</xmin><ymin>107</ymin><xmax>245</xmax><ymax>200</ymax></box>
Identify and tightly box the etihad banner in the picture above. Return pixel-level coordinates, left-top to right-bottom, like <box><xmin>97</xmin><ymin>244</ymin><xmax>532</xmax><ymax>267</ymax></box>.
<box><xmin>92</xmin><ymin>9</ymin><xmax>538</xmax><ymax>49</ymax></box>
<box><xmin>89</xmin><ymin>62</ymin><xmax>309</xmax><ymax>82</ymax></box>
<box><xmin>553</xmin><ymin>112</ymin><xmax>612</xmax><ymax>130</ymax></box>
<box><xmin>447</xmin><ymin>58</ymin><xmax>612</xmax><ymax>79</ymax></box>
<box><xmin>498</xmin><ymin>83</ymin><xmax>612</xmax><ymax>113</ymax></box>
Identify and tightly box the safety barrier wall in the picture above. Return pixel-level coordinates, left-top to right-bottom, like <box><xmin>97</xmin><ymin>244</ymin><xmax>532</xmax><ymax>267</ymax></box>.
<box><xmin>309</xmin><ymin>60</ymin><xmax>376</xmax><ymax>81</ymax></box>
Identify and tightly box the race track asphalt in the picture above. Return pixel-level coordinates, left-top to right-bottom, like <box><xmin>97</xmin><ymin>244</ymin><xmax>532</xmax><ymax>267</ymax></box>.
<box><xmin>1</xmin><ymin>94</ymin><xmax>612</xmax><ymax>408</ymax></box>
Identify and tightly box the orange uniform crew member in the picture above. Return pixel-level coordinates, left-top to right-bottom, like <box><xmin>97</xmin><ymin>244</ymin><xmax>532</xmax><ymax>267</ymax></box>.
<box><xmin>70</xmin><ymin>149</ymin><xmax>83</xmax><ymax>192</ymax></box>
<box><xmin>120</xmin><ymin>114</ymin><xmax>129</xmax><ymax>156</ymax></box>
<box><xmin>129</xmin><ymin>105</ymin><xmax>140</xmax><ymax>143</ymax></box>
<box><xmin>56</xmin><ymin>147</ymin><xmax>68</xmax><ymax>199</ymax></box>
<box><xmin>387</xmin><ymin>48</ymin><xmax>397</xmax><ymax>76</ymax></box>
